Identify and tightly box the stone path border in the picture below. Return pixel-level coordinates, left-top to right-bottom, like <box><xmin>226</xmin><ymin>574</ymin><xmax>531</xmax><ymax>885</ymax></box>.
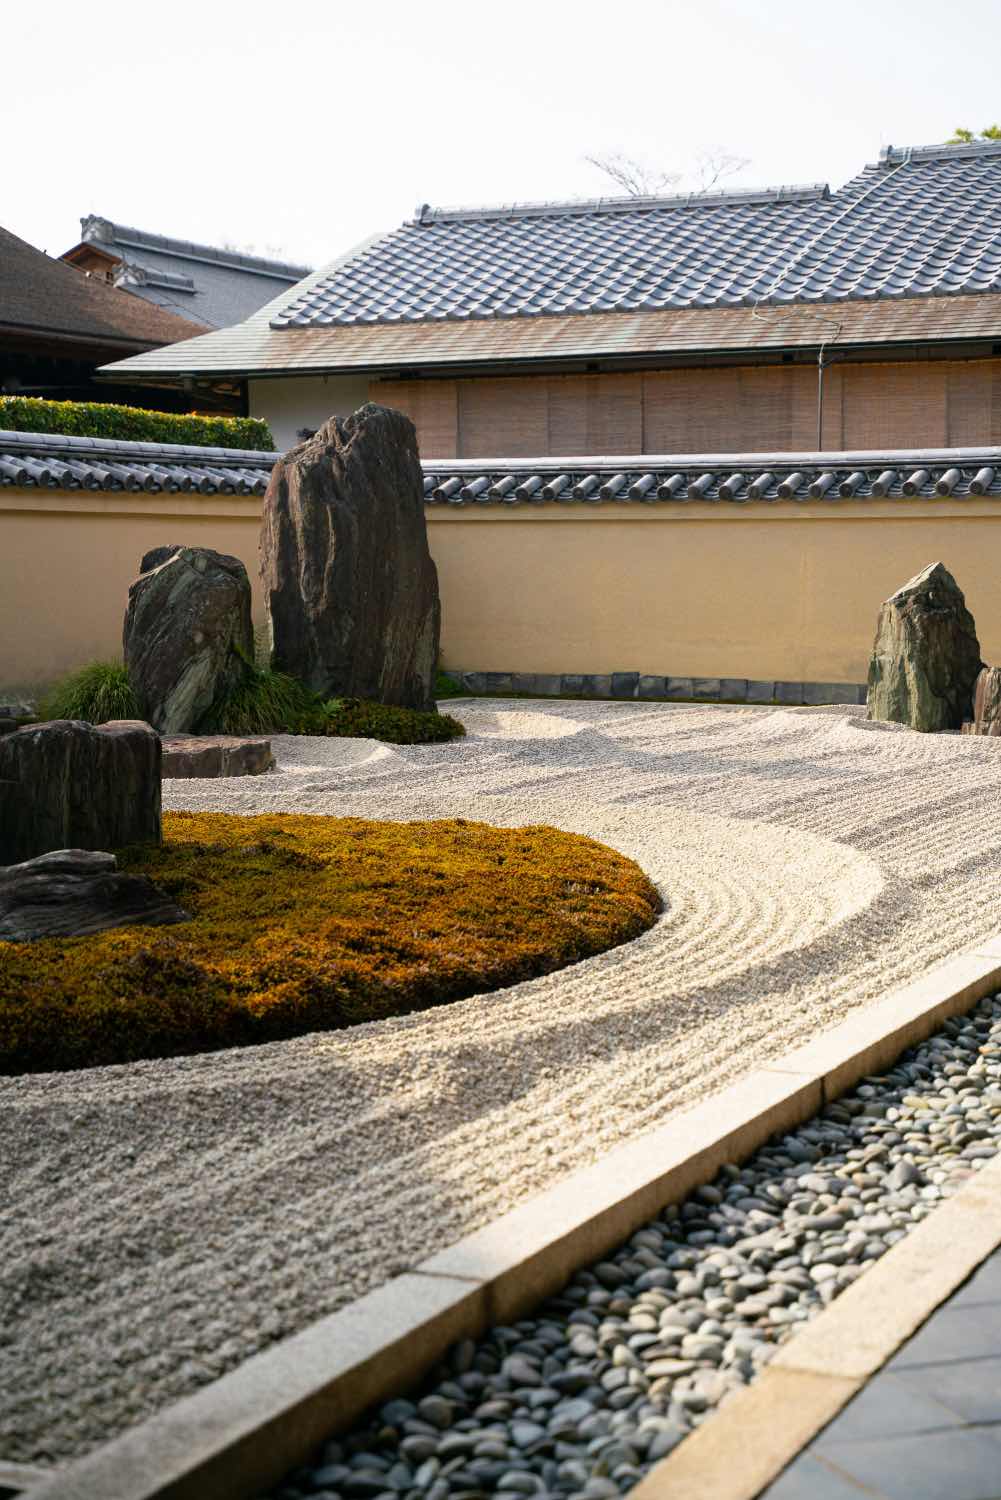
<box><xmin>20</xmin><ymin>941</ymin><xmax>1001</xmax><ymax>1500</ymax></box>
<box><xmin>630</xmin><ymin>1149</ymin><xmax>1001</xmax><ymax>1500</ymax></box>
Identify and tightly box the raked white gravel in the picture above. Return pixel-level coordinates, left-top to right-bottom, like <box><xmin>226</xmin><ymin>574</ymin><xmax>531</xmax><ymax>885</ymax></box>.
<box><xmin>5</xmin><ymin>698</ymin><xmax>1001</xmax><ymax>1463</ymax></box>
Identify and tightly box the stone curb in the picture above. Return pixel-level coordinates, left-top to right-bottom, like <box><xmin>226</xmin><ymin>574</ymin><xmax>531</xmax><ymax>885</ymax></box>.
<box><xmin>446</xmin><ymin>671</ymin><xmax>867</xmax><ymax>706</ymax></box>
<box><xmin>20</xmin><ymin>945</ymin><xmax>1001</xmax><ymax>1500</ymax></box>
<box><xmin>629</xmin><ymin>1148</ymin><xmax>1001</xmax><ymax>1500</ymax></box>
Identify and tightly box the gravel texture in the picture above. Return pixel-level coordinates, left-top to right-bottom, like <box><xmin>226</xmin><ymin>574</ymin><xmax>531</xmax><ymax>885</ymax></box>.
<box><xmin>264</xmin><ymin>993</ymin><xmax>1001</xmax><ymax>1500</ymax></box>
<box><xmin>5</xmin><ymin>699</ymin><xmax>1001</xmax><ymax>1464</ymax></box>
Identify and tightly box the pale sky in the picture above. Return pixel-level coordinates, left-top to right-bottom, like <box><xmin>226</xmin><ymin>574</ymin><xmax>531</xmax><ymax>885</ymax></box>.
<box><xmin>5</xmin><ymin>0</ymin><xmax>1000</xmax><ymax>276</ymax></box>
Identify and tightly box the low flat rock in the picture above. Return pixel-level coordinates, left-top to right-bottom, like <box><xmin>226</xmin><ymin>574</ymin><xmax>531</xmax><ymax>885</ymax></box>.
<box><xmin>161</xmin><ymin>736</ymin><xmax>274</xmax><ymax>779</ymax></box>
<box><xmin>0</xmin><ymin>848</ymin><xmax>189</xmax><ymax>942</ymax></box>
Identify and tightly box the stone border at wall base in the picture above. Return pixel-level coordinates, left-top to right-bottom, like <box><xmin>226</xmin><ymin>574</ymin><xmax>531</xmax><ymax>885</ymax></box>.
<box><xmin>446</xmin><ymin>671</ymin><xmax>867</xmax><ymax>705</ymax></box>
<box><xmin>20</xmin><ymin>941</ymin><xmax>1001</xmax><ymax>1500</ymax></box>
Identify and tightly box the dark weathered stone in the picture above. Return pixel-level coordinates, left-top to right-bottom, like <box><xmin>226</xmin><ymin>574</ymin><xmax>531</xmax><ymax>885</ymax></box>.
<box><xmin>611</xmin><ymin>672</ymin><xmax>639</xmax><ymax>699</ymax></box>
<box><xmin>0</xmin><ymin>719</ymin><xmax>161</xmax><ymax>865</ymax></box>
<box><xmin>961</xmin><ymin>666</ymin><xmax>1001</xmax><ymax>736</ymax></box>
<box><xmin>0</xmin><ymin>849</ymin><xmax>188</xmax><ymax>942</ymax></box>
<box><xmin>0</xmin><ymin>718</ymin><xmax>17</xmax><ymax>737</ymax></box>
<box><xmin>161</xmin><ymin>736</ymin><xmax>274</xmax><ymax>778</ymax></box>
<box><xmin>260</xmin><ymin>404</ymin><xmax>440</xmax><ymax>710</ymax></box>
<box><xmin>123</xmin><ymin>544</ymin><xmax>254</xmax><ymax>734</ymax></box>
<box><xmin>867</xmin><ymin>562</ymin><xmax>983</xmax><ymax>732</ymax></box>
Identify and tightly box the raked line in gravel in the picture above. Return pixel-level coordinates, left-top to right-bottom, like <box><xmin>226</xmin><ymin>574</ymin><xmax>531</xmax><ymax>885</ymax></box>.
<box><xmin>5</xmin><ymin>699</ymin><xmax>1001</xmax><ymax>1464</ymax></box>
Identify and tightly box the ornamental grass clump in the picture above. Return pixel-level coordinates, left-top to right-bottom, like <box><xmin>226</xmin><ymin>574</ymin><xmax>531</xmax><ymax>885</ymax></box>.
<box><xmin>0</xmin><ymin>812</ymin><xmax>661</xmax><ymax>1074</ymax></box>
<box><xmin>38</xmin><ymin>661</ymin><xmax>140</xmax><ymax>724</ymax></box>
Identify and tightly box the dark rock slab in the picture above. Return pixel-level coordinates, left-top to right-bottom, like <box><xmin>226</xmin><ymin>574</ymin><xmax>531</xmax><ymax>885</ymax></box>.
<box><xmin>0</xmin><ymin>849</ymin><xmax>188</xmax><ymax>942</ymax></box>
<box><xmin>161</xmin><ymin>736</ymin><xmax>274</xmax><ymax>778</ymax></box>
<box><xmin>261</xmin><ymin>404</ymin><xmax>440</xmax><ymax>710</ymax></box>
<box><xmin>867</xmin><ymin>562</ymin><xmax>983</xmax><ymax>732</ymax></box>
<box><xmin>0</xmin><ymin>719</ymin><xmax>161</xmax><ymax>865</ymax></box>
<box><xmin>123</xmin><ymin>544</ymin><xmax>253</xmax><ymax>734</ymax></box>
<box><xmin>961</xmin><ymin>666</ymin><xmax>1001</xmax><ymax>735</ymax></box>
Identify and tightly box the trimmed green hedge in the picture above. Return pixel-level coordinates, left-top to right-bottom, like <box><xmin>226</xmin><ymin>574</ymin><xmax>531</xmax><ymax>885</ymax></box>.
<box><xmin>0</xmin><ymin>397</ymin><xmax>274</xmax><ymax>452</ymax></box>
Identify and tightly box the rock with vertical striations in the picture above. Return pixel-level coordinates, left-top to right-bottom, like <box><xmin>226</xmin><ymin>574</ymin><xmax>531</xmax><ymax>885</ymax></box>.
<box><xmin>867</xmin><ymin>562</ymin><xmax>983</xmax><ymax>732</ymax></box>
<box><xmin>260</xmin><ymin>404</ymin><xmax>440</xmax><ymax>710</ymax></box>
<box><xmin>0</xmin><ymin>719</ymin><xmax>161</xmax><ymax>865</ymax></box>
<box><xmin>961</xmin><ymin>665</ymin><xmax>1001</xmax><ymax>736</ymax></box>
<box><xmin>123</xmin><ymin>544</ymin><xmax>254</xmax><ymax>734</ymax></box>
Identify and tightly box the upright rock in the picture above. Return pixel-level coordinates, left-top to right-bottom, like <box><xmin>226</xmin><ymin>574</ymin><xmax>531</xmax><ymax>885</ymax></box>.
<box><xmin>867</xmin><ymin>562</ymin><xmax>983</xmax><ymax>732</ymax></box>
<box><xmin>124</xmin><ymin>545</ymin><xmax>253</xmax><ymax>734</ymax></box>
<box><xmin>962</xmin><ymin>666</ymin><xmax>1001</xmax><ymax>736</ymax></box>
<box><xmin>260</xmin><ymin>404</ymin><xmax>440</xmax><ymax>710</ymax></box>
<box><xmin>0</xmin><ymin>720</ymin><xmax>161</xmax><ymax>865</ymax></box>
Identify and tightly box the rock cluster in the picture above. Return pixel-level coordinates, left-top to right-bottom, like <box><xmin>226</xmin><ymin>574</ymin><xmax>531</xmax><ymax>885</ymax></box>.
<box><xmin>0</xmin><ymin>719</ymin><xmax>161</xmax><ymax>865</ymax></box>
<box><xmin>0</xmin><ymin>849</ymin><xmax>188</xmax><ymax>942</ymax></box>
<box><xmin>867</xmin><ymin>562</ymin><xmax>982</xmax><ymax>731</ymax></box>
<box><xmin>265</xmin><ymin>995</ymin><xmax>1001</xmax><ymax>1500</ymax></box>
<box><xmin>123</xmin><ymin>545</ymin><xmax>254</xmax><ymax>734</ymax></box>
<box><xmin>261</xmin><ymin>404</ymin><xmax>440</xmax><ymax>711</ymax></box>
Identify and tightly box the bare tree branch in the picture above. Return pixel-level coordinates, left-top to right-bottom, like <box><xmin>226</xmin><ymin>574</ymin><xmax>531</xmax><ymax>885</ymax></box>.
<box><xmin>585</xmin><ymin>147</ymin><xmax>750</xmax><ymax>198</ymax></box>
<box><xmin>583</xmin><ymin>152</ymin><xmax>681</xmax><ymax>197</ymax></box>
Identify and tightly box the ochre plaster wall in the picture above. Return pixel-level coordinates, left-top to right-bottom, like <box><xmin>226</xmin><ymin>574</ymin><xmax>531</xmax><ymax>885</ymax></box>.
<box><xmin>5</xmin><ymin>490</ymin><xmax>1001</xmax><ymax>691</ymax></box>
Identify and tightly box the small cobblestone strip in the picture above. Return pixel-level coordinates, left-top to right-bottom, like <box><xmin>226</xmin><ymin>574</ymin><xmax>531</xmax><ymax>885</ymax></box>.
<box><xmin>263</xmin><ymin>994</ymin><xmax>1001</xmax><ymax>1500</ymax></box>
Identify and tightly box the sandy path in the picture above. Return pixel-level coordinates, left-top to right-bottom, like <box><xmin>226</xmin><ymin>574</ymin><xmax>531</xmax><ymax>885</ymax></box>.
<box><xmin>5</xmin><ymin>700</ymin><xmax>1001</xmax><ymax>1463</ymax></box>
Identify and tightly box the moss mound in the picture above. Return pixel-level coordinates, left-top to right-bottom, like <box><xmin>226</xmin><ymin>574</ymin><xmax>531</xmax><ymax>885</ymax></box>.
<box><xmin>323</xmin><ymin>698</ymin><xmax>464</xmax><ymax>743</ymax></box>
<box><xmin>0</xmin><ymin>813</ymin><xmax>660</xmax><ymax>1075</ymax></box>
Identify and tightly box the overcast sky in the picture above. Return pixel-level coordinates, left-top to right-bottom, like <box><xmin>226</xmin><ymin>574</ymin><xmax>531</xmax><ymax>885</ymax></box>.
<box><xmin>6</xmin><ymin>0</ymin><xmax>1000</xmax><ymax>277</ymax></box>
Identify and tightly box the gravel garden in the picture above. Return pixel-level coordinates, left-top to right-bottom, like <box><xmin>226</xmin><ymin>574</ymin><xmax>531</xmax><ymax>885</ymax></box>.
<box><xmin>6</xmin><ymin>695</ymin><xmax>1001</xmax><ymax>1472</ymax></box>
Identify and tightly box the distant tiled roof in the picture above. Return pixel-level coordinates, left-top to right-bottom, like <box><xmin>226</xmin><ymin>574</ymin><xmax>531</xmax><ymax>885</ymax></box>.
<box><xmin>0</xmin><ymin>225</ymin><xmax>207</xmax><ymax>349</ymax></box>
<box><xmin>3</xmin><ymin>428</ymin><xmax>1001</xmax><ymax>505</ymax></box>
<box><xmin>0</xmin><ymin>430</ymin><xmax>272</xmax><ymax>494</ymax></box>
<box><xmin>64</xmin><ymin>216</ymin><xmax>313</xmax><ymax>331</ymax></box>
<box><xmin>275</xmin><ymin>142</ymin><xmax>1001</xmax><ymax>328</ymax></box>
<box><xmin>100</xmin><ymin>142</ymin><xmax>1001</xmax><ymax>380</ymax></box>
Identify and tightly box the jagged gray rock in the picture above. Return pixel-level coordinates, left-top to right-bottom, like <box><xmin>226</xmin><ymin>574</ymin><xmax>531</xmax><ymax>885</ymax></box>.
<box><xmin>866</xmin><ymin>562</ymin><xmax>983</xmax><ymax>732</ymax></box>
<box><xmin>260</xmin><ymin>404</ymin><xmax>440</xmax><ymax>710</ymax></box>
<box><xmin>0</xmin><ymin>719</ymin><xmax>161</xmax><ymax>865</ymax></box>
<box><xmin>0</xmin><ymin>849</ymin><xmax>188</xmax><ymax>942</ymax></box>
<box><xmin>961</xmin><ymin>666</ymin><xmax>1001</xmax><ymax>736</ymax></box>
<box><xmin>123</xmin><ymin>544</ymin><xmax>253</xmax><ymax>734</ymax></box>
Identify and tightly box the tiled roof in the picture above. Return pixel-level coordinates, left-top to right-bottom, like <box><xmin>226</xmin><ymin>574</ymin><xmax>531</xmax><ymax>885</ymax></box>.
<box><xmin>3</xmin><ymin>429</ymin><xmax>1001</xmax><ymax>506</ymax></box>
<box><xmin>95</xmin><ymin>293</ymin><xmax>1001</xmax><ymax>381</ymax></box>
<box><xmin>421</xmin><ymin>449</ymin><xmax>1001</xmax><ymax>504</ymax></box>
<box><xmin>275</xmin><ymin>142</ymin><xmax>1001</xmax><ymax>328</ymax></box>
<box><xmin>61</xmin><ymin>217</ymin><xmax>313</xmax><ymax>331</ymax></box>
<box><xmin>0</xmin><ymin>225</ymin><xmax>207</xmax><ymax>349</ymax></box>
<box><xmin>0</xmin><ymin>430</ymin><xmax>273</xmax><ymax>495</ymax></box>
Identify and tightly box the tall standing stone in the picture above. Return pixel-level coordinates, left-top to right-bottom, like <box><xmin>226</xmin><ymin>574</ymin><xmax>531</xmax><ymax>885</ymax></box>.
<box><xmin>260</xmin><ymin>404</ymin><xmax>440</xmax><ymax>710</ymax></box>
<box><xmin>867</xmin><ymin>562</ymin><xmax>983</xmax><ymax>732</ymax></box>
<box><xmin>0</xmin><ymin>720</ymin><xmax>161</xmax><ymax>865</ymax></box>
<box><xmin>123</xmin><ymin>545</ymin><xmax>254</xmax><ymax>734</ymax></box>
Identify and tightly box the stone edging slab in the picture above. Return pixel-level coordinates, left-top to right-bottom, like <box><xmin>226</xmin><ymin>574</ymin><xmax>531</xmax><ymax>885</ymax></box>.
<box><xmin>20</xmin><ymin>942</ymin><xmax>1001</xmax><ymax>1500</ymax></box>
<box><xmin>447</xmin><ymin>671</ymin><xmax>866</xmax><ymax>705</ymax></box>
<box><xmin>628</xmin><ymin>1148</ymin><xmax>1001</xmax><ymax>1500</ymax></box>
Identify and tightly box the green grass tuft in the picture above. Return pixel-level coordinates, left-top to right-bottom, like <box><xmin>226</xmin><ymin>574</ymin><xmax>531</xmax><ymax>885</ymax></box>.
<box><xmin>212</xmin><ymin>663</ymin><xmax>326</xmax><ymax>736</ymax></box>
<box><xmin>39</xmin><ymin>661</ymin><xmax>140</xmax><ymax>724</ymax></box>
<box><xmin>323</xmin><ymin>698</ymin><xmax>465</xmax><ymax>743</ymax></box>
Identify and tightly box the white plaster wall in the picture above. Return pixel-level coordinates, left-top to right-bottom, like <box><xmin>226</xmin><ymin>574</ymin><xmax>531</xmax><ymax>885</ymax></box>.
<box><xmin>248</xmin><ymin>375</ymin><xmax>371</xmax><ymax>451</ymax></box>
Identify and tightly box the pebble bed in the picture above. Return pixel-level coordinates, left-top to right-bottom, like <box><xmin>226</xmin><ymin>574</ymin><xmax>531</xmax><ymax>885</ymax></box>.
<box><xmin>262</xmin><ymin>992</ymin><xmax>1001</xmax><ymax>1500</ymax></box>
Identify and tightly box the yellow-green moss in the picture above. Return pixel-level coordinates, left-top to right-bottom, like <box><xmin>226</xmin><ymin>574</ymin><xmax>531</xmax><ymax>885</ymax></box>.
<box><xmin>0</xmin><ymin>813</ymin><xmax>660</xmax><ymax>1075</ymax></box>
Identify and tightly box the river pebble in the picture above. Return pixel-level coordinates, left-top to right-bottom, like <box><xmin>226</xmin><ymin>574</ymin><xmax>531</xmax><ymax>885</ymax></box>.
<box><xmin>262</xmin><ymin>993</ymin><xmax>1001</xmax><ymax>1499</ymax></box>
